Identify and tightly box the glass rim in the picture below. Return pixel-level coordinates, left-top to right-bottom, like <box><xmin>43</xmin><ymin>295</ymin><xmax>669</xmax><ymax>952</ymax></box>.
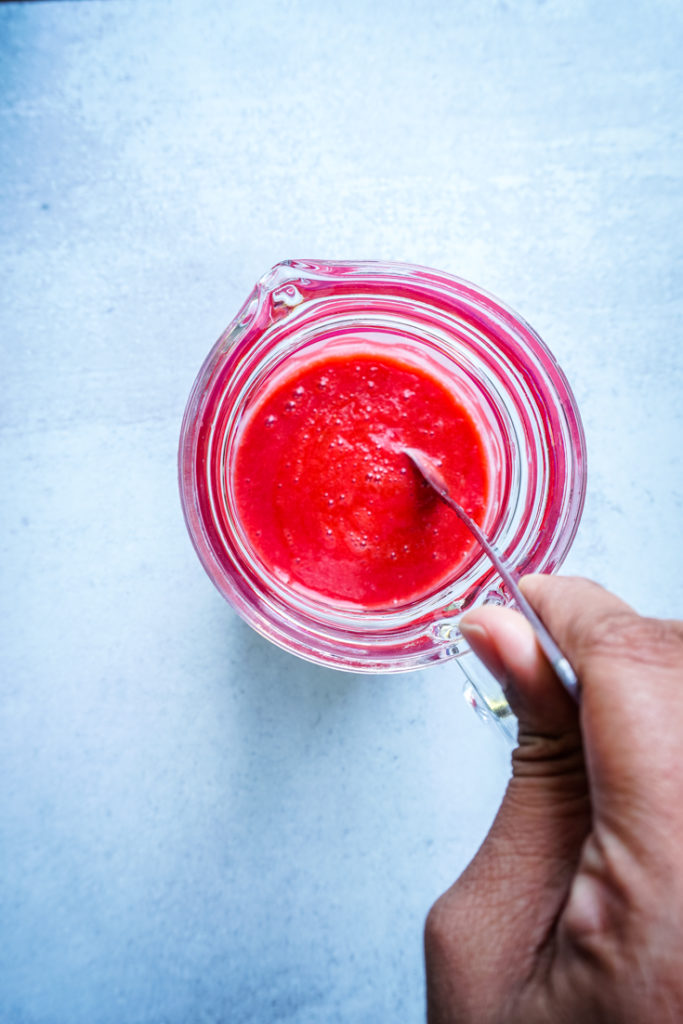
<box><xmin>179</xmin><ymin>260</ymin><xmax>587</xmax><ymax>672</ymax></box>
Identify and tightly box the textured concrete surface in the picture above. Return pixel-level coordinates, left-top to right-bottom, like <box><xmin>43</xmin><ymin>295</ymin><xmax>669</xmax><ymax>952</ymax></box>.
<box><xmin>1</xmin><ymin>1</ymin><xmax>682</xmax><ymax>1022</ymax></box>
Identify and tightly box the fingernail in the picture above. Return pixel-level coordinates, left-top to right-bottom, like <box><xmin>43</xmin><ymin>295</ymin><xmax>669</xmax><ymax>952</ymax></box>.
<box><xmin>460</xmin><ymin>619</ymin><xmax>508</xmax><ymax>684</ymax></box>
<box><xmin>459</xmin><ymin>620</ymin><xmax>488</xmax><ymax>651</ymax></box>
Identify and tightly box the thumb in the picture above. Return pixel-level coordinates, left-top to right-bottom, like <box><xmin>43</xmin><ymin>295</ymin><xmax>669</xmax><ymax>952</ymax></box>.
<box><xmin>425</xmin><ymin>598</ymin><xmax>589</xmax><ymax>1017</ymax></box>
<box><xmin>460</xmin><ymin>600</ymin><xmax>581</xmax><ymax>741</ymax></box>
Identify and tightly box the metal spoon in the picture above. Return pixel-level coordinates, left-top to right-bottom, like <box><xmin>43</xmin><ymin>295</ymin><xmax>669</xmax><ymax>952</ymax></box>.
<box><xmin>403</xmin><ymin>447</ymin><xmax>580</xmax><ymax>703</ymax></box>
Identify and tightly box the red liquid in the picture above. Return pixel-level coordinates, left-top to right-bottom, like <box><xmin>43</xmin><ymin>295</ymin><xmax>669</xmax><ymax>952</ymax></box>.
<box><xmin>233</xmin><ymin>343</ymin><xmax>491</xmax><ymax>609</ymax></box>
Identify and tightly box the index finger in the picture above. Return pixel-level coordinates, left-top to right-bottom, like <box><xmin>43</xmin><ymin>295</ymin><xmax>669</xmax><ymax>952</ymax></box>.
<box><xmin>521</xmin><ymin>575</ymin><xmax>683</xmax><ymax>850</ymax></box>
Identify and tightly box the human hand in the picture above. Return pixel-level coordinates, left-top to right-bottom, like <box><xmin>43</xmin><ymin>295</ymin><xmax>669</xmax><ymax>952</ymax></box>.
<box><xmin>424</xmin><ymin>575</ymin><xmax>683</xmax><ymax>1024</ymax></box>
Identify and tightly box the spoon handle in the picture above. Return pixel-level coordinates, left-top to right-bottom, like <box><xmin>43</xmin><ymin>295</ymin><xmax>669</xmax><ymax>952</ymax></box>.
<box><xmin>403</xmin><ymin>448</ymin><xmax>581</xmax><ymax>704</ymax></box>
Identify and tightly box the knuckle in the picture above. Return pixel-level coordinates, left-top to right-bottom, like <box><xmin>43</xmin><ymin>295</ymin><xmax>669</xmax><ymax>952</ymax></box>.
<box><xmin>425</xmin><ymin>888</ymin><xmax>515</xmax><ymax>1021</ymax></box>
<box><xmin>424</xmin><ymin>892</ymin><xmax>477</xmax><ymax>1016</ymax></box>
<box><xmin>578</xmin><ymin>612</ymin><xmax>683</xmax><ymax>672</ymax></box>
<box><xmin>424</xmin><ymin>887</ymin><xmax>473</xmax><ymax>969</ymax></box>
<box><xmin>512</xmin><ymin>731</ymin><xmax>586</xmax><ymax>780</ymax></box>
<box><xmin>423</xmin><ymin>893</ymin><xmax>452</xmax><ymax>959</ymax></box>
<box><xmin>424</xmin><ymin>883</ymin><xmax>483</xmax><ymax>961</ymax></box>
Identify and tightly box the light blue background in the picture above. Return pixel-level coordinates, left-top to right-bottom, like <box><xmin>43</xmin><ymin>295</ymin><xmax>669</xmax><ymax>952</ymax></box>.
<box><xmin>1</xmin><ymin>1</ymin><xmax>682</xmax><ymax>1021</ymax></box>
